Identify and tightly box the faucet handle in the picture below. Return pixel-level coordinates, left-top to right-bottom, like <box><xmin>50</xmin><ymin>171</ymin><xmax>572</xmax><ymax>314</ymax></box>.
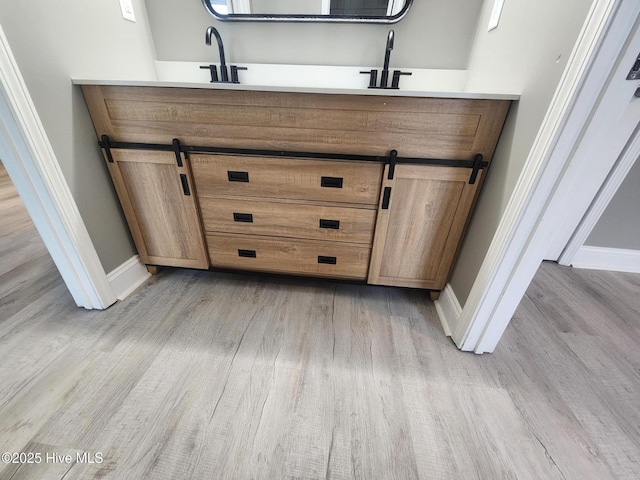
<box><xmin>391</xmin><ymin>70</ymin><xmax>412</xmax><ymax>89</ymax></box>
<box><xmin>360</xmin><ymin>70</ymin><xmax>378</xmax><ymax>88</ymax></box>
<box><xmin>230</xmin><ymin>66</ymin><xmax>248</xmax><ymax>84</ymax></box>
<box><xmin>200</xmin><ymin>64</ymin><xmax>219</xmax><ymax>83</ymax></box>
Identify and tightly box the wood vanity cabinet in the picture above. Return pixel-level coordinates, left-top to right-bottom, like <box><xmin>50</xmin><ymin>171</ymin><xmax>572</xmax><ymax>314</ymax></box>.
<box><xmin>100</xmin><ymin>148</ymin><xmax>209</xmax><ymax>270</ymax></box>
<box><xmin>368</xmin><ymin>164</ymin><xmax>482</xmax><ymax>290</ymax></box>
<box><xmin>81</xmin><ymin>84</ymin><xmax>510</xmax><ymax>293</ymax></box>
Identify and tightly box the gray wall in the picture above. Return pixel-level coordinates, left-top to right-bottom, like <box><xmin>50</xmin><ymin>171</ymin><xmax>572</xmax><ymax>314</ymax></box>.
<box><xmin>145</xmin><ymin>0</ymin><xmax>483</xmax><ymax>69</ymax></box>
<box><xmin>448</xmin><ymin>0</ymin><xmax>594</xmax><ymax>305</ymax></box>
<box><xmin>0</xmin><ymin>0</ymin><xmax>157</xmax><ymax>273</ymax></box>
<box><xmin>586</xmin><ymin>158</ymin><xmax>640</xmax><ymax>250</ymax></box>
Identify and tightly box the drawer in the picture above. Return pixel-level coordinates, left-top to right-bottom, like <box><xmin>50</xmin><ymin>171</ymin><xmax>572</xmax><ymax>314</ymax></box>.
<box><xmin>207</xmin><ymin>233</ymin><xmax>370</xmax><ymax>280</ymax></box>
<box><xmin>191</xmin><ymin>154</ymin><xmax>383</xmax><ymax>205</ymax></box>
<box><xmin>199</xmin><ymin>197</ymin><xmax>376</xmax><ymax>244</ymax></box>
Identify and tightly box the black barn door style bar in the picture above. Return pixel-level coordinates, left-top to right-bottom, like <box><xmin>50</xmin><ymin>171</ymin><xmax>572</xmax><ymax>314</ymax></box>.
<box><xmin>97</xmin><ymin>136</ymin><xmax>488</xmax><ymax>183</ymax></box>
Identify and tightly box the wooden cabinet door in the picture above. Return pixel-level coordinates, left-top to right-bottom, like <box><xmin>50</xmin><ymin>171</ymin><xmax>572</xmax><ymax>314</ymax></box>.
<box><xmin>368</xmin><ymin>164</ymin><xmax>481</xmax><ymax>290</ymax></box>
<box><xmin>104</xmin><ymin>149</ymin><xmax>209</xmax><ymax>269</ymax></box>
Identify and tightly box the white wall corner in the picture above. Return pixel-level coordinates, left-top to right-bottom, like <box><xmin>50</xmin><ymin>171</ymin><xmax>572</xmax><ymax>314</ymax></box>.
<box><xmin>571</xmin><ymin>246</ymin><xmax>640</xmax><ymax>273</ymax></box>
<box><xmin>433</xmin><ymin>284</ymin><xmax>462</xmax><ymax>338</ymax></box>
<box><xmin>107</xmin><ymin>255</ymin><xmax>151</xmax><ymax>301</ymax></box>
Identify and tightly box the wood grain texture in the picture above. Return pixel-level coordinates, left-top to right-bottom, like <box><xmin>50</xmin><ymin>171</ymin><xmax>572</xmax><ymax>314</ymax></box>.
<box><xmin>191</xmin><ymin>154</ymin><xmax>383</xmax><ymax>206</ymax></box>
<box><xmin>199</xmin><ymin>196</ymin><xmax>376</xmax><ymax>244</ymax></box>
<box><xmin>81</xmin><ymin>85</ymin><xmax>510</xmax><ymax>160</ymax></box>
<box><xmin>0</xmin><ymin>178</ymin><xmax>639</xmax><ymax>480</ymax></box>
<box><xmin>368</xmin><ymin>164</ymin><xmax>480</xmax><ymax>290</ymax></box>
<box><xmin>207</xmin><ymin>232</ymin><xmax>371</xmax><ymax>280</ymax></box>
<box><xmin>106</xmin><ymin>149</ymin><xmax>209</xmax><ymax>269</ymax></box>
<box><xmin>80</xmin><ymin>85</ymin><xmax>511</xmax><ymax>285</ymax></box>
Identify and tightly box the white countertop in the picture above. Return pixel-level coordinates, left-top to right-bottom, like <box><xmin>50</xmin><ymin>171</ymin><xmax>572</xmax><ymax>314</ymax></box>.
<box><xmin>73</xmin><ymin>62</ymin><xmax>520</xmax><ymax>101</ymax></box>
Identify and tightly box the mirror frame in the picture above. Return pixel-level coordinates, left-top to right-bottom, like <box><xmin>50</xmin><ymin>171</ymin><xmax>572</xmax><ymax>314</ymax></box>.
<box><xmin>202</xmin><ymin>0</ymin><xmax>413</xmax><ymax>23</ymax></box>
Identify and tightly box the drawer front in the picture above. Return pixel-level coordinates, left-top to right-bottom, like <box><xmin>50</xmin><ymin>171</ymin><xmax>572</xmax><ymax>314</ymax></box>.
<box><xmin>199</xmin><ymin>197</ymin><xmax>376</xmax><ymax>244</ymax></box>
<box><xmin>207</xmin><ymin>233</ymin><xmax>370</xmax><ymax>280</ymax></box>
<box><xmin>191</xmin><ymin>154</ymin><xmax>383</xmax><ymax>205</ymax></box>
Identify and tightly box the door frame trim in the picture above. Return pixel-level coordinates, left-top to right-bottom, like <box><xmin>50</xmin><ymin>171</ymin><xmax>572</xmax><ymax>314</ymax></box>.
<box><xmin>557</xmin><ymin>123</ymin><xmax>640</xmax><ymax>265</ymax></box>
<box><xmin>450</xmin><ymin>0</ymin><xmax>640</xmax><ymax>353</ymax></box>
<box><xmin>0</xmin><ymin>25</ymin><xmax>116</xmax><ymax>309</ymax></box>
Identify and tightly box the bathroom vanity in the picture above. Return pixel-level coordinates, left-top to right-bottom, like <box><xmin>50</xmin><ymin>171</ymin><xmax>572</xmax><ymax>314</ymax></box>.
<box><xmin>80</xmin><ymin>82</ymin><xmax>512</xmax><ymax>299</ymax></box>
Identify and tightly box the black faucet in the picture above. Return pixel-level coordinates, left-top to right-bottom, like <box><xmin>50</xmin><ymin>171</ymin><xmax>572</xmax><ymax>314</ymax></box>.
<box><xmin>381</xmin><ymin>30</ymin><xmax>394</xmax><ymax>89</ymax></box>
<box><xmin>200</xmin><ymin>27</ymin><xmax>247</xmax><ymax>84</ymax></box>
<box><xmin>206</xmin><ymin>26</ymin><xmax>228</xmax><ymax>82</ymax></box>
<box><xmin>360</xmin><ymin>30</ymin><xmax>411</xmax><ymax>90</ymax></box>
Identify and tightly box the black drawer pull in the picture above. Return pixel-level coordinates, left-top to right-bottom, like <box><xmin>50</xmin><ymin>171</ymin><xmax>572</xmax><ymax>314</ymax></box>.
<box><xmin>228</xmin><ymin>171</ymin><xmax>249</xmax><ymax>182</ymax></box>
<box><xmin>238</xmin><ymin>249</ymin><xmax>256</xmax><ymax>258</ymax></box>
<box><xmin>233</xmin><ymin>213</ymin><xmax>253</xmax><ymax>223</ymax></box>
<box><xmin>381</xmin><ymin>187</ymin><xmax>392</xmax><ymax>209</ymax></box>
<box><xmin>319</xmin><ymin>219</ymin><xmax>340</xmax><ymax>230</ymax></box>
<box><xmin>318</xmin><ymin>255</ymin><xmax>337</xmax><ymax>265</ymax></box>
<box><xmin>180</xmin><ymin>174</ymin><xmax>191</xmax><ymax>196</ymax></box>
<box><xmin>321</xmin><ymin>176</ymin><xmax>343</xmax><ymax>188</ymax></box>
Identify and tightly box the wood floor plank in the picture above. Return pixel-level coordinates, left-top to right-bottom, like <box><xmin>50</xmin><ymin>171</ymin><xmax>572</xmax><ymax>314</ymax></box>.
<box><xmin>330</xmin><ymin>286</ymin><xmax>420</xmax><ymax>480</ymax></box>
<box><xmin>452</xmin><ymin>384</ymin><xmax>566</xmax><ymax>480</ymax></box>
<box><xmin>487</xmin><ymin>290</ymin><xmax>636</xmax><ymax>480</ymax></box>
<box><xmin>388</xmin><ymin>315</ymin><xmax>480</xmax><ymax>479</ymax></box>
<box><xmin>0</xmin><ymin>347</ymin><xmax>104</xmax><ymax>456</ymax></box>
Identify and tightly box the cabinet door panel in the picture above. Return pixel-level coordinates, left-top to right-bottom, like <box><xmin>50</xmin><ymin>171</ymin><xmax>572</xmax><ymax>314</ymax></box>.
<box><xmin>106</xmin><ymin>149</ymin><xmax>209</xmax><ymax>269</ymax></box>
<box><xmin>368</xmin><ymin>164</ymin><xmax>480</xmax><ymax>290</ymax></box>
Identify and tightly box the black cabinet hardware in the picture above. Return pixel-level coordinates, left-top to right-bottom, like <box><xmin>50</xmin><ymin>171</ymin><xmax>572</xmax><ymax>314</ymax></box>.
<box><xmin>321</xmin><ymin>176</ymin><xmax>343</xmax><ymax>188</ymax></box>
<box><xmin>101</xmin><ymin>135</ymin><xmax>114</xmax><ymax>163</ymax></box>
<box><xmin>180</xmin><ymin>174</ymin><xmax>191</xmax><ymax>196</ymax></box>
<box><xmin>388</xmin><ymin>149</ymin><xmax>397</xmax><ymax>179</ymax></box>
<box><xmin>469</xmin><ymin>154</ymin><xmax>484</xmax><ymax>184</ymax></box>
<box><xmin>318</xmin><ymin>255</ymin><xmax>337</xmax><ymax>265</ymax></box>
<box><xmin>172</xmin><ymin>138</ymin><xmax>183</xmax><ymax>167</ymax></box>
<box><xmin>228</xmin><ymin>171</ymin><xmax>249</xmax><ymax>182</ymax></box>
<box><xmin>381</xmin><ymin>187</ymin><xmax>392</xmax><ymax>209</ymax></box>
<box><xmin>233</xmin><ymin>213</ymin><xmax>253</xmax><ymax>223</ymax></box>
<box><xmin>238</xmin><ymin>249</ymin><xmax>256</xmax><ymax>258</ymax></box>
<box><xmin>319</xmin><ymin>219</ymin><xmax>340</xmax><ymax>229</ymax></box>
<box><xmin>95</xmin><ymin>139</ymin><xmax>488</xmax><ymax>175</ymax></box>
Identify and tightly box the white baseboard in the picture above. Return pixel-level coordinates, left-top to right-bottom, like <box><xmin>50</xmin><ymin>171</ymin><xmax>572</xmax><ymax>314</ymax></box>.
<box><xmin>106</xmin><ymin>255</ymin><xmax>150</xmax><ymax>301</ymax></box>
<box><xmin>571</xmin><ymin>246</ymin><xmax>640</xmax><ymax>273</ymax></box>
<box><xmin>434</xmin><ymin>284</ymin><xmax>462</xmax><ymax>337</ymax></box>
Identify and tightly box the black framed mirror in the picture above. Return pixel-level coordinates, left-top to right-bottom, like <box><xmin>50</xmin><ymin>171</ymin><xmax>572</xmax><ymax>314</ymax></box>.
<box><xmin>202</xmin><ymin>0</ymin><xmax>413</xmax><ymax>23</ymax></box>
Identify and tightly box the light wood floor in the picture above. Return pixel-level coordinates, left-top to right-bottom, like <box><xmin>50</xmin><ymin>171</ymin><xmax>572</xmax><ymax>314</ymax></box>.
<box><xmin>1</xmin><ymin>162</ymin><xmax>640</xmax><ymax>479</ymax></box>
